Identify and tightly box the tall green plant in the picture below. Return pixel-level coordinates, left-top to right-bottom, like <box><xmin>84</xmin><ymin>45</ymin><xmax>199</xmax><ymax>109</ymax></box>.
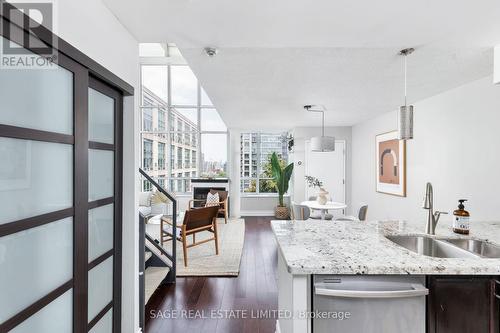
<box><xmin>270</xmin><ymin>152</ymin><xmax>294</xmax><ymax>207</ymax></box>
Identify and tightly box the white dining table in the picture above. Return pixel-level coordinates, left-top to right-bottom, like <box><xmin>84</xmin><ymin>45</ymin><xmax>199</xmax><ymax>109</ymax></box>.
<box><xmin>300</xmin><ymin>200</ymin><xmax>347</xmax><ymax>220</ymax></box>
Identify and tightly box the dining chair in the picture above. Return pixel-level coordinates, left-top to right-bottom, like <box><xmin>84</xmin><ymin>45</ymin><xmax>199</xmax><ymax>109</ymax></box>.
<box><xmin>291</xmin><ymin>202</ymin><xmax>311</xmax><ymax>220</ymax></box>
<box><xmin>336</xmin><ymin>205</ymin><xmax>368</xmax><ymax>222</ymax></box>
<box><xmin>310</xmin><ymin>210</ymin><xmax>334</xmax><ymax>220</ymax></box>
<box><xmin>161</xmin><ymin>205</ymin><xmax>220</xmax><ymax>266</ymax></box>
<box><xmin>292</xmin><ymin>202</ymin><xmax>333</xmax><ymax>221</ymax></box>
<box><xmin>308</xmin><ymin>196</ymin><xmax>334</xmax><ymax>220</ymax></box>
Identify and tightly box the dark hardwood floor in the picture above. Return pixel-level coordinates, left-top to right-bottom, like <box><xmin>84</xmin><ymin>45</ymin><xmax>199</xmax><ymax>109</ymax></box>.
<box><xmin>145</xmin><ymin>216</ymin><xmax>278</xmax><ymax>333</ymax></box>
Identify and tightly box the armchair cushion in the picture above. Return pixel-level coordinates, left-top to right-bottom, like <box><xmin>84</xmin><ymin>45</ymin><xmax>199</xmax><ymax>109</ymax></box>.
<box><xmin>210</xmin><ymin>189</ymin><xmax>228</xmax><ymax>202</ymax></box>
<box><xmin>205</xmin><ymin>192</ymin><xmax>220</xmax><ymax>207</ymax></box>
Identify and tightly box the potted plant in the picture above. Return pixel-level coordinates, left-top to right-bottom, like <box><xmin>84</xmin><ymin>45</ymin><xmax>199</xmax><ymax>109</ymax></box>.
<box><xmin>305</xmin><ymin>175</ymin><xmax>329</xmax><ymax>205</ymax></box>
<box><xmin>270</xmin><ymin>152</ymin><xmax>294</xmax><ymax>219</ymax></box>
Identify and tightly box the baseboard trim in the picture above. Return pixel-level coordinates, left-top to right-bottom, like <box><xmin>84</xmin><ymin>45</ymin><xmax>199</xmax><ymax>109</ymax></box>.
<box><xmin>240</xmin><ymin>210</ymin><xmax>275</xmax><ymax>217</ymax></box>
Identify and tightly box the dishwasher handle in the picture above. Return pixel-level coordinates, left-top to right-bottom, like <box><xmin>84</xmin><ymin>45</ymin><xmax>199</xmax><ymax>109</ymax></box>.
<box><xmin>315</xmin><ymin>283</ymin><xmax>428</xmax><ymax>299</ymax></box>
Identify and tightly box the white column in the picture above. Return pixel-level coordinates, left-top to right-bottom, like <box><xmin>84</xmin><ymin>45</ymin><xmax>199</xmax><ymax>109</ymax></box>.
<box><xmin>121</xmin><ymin>94</ymin><xmax>139</xmax><ymax>332</ymax></box>
<box><xmin>229</xmin><ymin>128</ymin><xmax>241</xmax><ymax>218</ymax></box>
<box><xmin>495</xmin><ymin>46</ymin><xmax>500</xmax><ymax>84</ymax></box>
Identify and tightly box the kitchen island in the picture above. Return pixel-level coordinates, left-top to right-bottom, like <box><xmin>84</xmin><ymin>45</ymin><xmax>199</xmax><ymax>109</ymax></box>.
<box><xmin>271</xmin><ymin>220</ymin><xmax>500</xmax><ymax>333</ymax></box>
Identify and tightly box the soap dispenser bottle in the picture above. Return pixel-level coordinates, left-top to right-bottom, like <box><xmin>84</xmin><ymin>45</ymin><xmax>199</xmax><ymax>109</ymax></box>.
<box><xmin>453</xmin><ymin>199</ymin><xmax>470</xmax><ymax>235</ymax></box>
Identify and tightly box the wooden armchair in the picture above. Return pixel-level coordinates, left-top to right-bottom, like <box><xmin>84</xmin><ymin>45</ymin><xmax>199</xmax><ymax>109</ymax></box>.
<box><xmin>161</xmin><ymin>205</ymin><xmax>220</xmax><ymax>266</ymax></box>
<box><xmin>188</xmin><ymin>189</ymin><xmax>229</xmax><ymax>224</ymax></box>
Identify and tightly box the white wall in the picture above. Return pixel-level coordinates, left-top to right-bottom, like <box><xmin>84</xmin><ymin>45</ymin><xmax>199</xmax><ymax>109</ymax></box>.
<box><xmin>352</xmin><ymin>76</ymin><xmax>500</xmax><ymax>224</ymax></box>
<box><xmin>495</xmin><ymin>46</ymin><xmax>500</xmax><ymax>84</ymax></box>
<box><xmin>55</xmin><ymin>1</ymin><xmax>140</xmax><ymax>331</ymax></box>
<box><xmin>57</xmin><ymin>1</ymin><xmax>138</xmax><ymax>85</ymax></box>
<box><xmin>291</xmin><ymin>126</ymin><xmax>352</xmax><ymax>212</ymax></box>
<box><xmin>240</xmin><ymin>196</ymin><xmax>290</xmax><ymax>216</ymax></box>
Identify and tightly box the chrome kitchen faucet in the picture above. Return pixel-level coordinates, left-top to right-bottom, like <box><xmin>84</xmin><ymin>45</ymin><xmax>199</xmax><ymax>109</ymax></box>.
<box><xmin>422</xmin><ymin>182</ymin><xmax>448</xmax><ymax>235</ymax></box>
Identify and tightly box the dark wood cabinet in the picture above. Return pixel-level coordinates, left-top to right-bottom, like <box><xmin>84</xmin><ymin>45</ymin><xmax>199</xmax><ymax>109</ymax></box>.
<box><xmin>427</xmin><ymin>276</ymin><xmax>499</xmax><ymax>333</ymax></box>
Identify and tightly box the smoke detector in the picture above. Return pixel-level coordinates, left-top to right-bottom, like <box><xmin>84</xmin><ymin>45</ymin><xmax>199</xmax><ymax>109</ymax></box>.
<box><xmin>204</xmin><ymin>47</ymin><xmax>218</xmax><ymax>57</ymax></box>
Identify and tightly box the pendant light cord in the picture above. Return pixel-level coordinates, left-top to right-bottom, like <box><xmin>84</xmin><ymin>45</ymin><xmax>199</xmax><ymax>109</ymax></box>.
<box><xmin>404</xmin><ymin>53</ymin><xmax>407</xmax><ymax>107</ymax></box>
<box><xmin>304</xmin><ymin>106</ymin><xmax>327</xmax><ymax>138</ymax></box>
<box><xmin>321</xmin><ymin>111</ymin><xmax>325</xmax><ymax>137</ymax></box>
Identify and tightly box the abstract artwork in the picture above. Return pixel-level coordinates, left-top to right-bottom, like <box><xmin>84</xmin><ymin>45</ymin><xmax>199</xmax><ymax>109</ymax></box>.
<box><xmin>376</xmin><ymin>131</ymin><xmax>406</xmax><ymax>196</ymax></box>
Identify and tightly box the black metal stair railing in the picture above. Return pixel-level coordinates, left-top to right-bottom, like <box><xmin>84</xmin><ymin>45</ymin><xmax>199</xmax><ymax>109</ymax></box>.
<box><xmin>138</xmin><ymin>168</ymin><xmax>177</xmax><ymax>329</ymax></box>
<box><xmin>139</xmin><ymin>167</ymin><xmax>177</xmax><ymax>277</ymax></box>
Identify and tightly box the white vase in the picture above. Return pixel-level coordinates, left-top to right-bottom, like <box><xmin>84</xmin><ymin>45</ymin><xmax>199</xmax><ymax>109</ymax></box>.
<box><xmin>317</xmin><ymin>188</ymin><xmax>329</xmax><ymax>205</ymax></box>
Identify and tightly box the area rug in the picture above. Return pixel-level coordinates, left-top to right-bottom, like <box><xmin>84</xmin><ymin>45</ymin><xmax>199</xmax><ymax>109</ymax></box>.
<box><xmin>146</xmin><ymin>218</ymin><xmax>245</xmax><ymax>276</ymax></box>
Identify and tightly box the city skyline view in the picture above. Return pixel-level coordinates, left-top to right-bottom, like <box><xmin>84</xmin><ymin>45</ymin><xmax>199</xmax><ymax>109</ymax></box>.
<box><xmin>140</xmin><ymin>60</ymin><xmax>229</xmax><ymax>193</ymax></box>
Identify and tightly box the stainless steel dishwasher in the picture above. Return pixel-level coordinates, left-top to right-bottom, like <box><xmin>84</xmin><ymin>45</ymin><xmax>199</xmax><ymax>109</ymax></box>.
<box><xmin>313</xmin><ymin>275</ymin><xmax>428</xmax><ymax>333</ymax></box>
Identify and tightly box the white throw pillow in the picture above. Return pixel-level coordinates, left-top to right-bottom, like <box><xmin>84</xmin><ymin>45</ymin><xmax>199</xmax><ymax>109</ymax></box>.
<box><xmin>205</xmin><ymin>192</ymin><xmax>220</xmax><ymax>207</ymax></box>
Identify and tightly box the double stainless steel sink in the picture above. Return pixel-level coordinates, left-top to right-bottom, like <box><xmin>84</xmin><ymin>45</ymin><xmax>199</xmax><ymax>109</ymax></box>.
<box><xmin>386</xmin><ymin>235</ymin><xmax>500</xmax><ymax>259</ymax></box>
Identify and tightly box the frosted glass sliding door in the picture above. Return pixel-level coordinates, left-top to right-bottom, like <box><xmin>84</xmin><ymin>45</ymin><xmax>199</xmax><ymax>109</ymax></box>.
<box><xmin>0</xmin><ymin>138</ymin><xmax>73</xmax><ymax>224</ymax></box>
<box><xmin>89</xmin><ymin>149</ymin><xmax>115</xmax><ymax>201</ymax></box>
<box><xmin>89</xmin><ymin>88</ymin><xmax>115</xmax><ymax>144</ymax></box>
<box><xmin>0</xmin><ymin>36</ymin><xmax>73</xmax><ymax>135</ymax></box>
<box><xmin>87</xmin><ymin>78</ymin><xmax>121</xmax><ymax>332</ymax></box>
<box><xmin>89</xmin><ymin>309</ymin><xmax>112</xmax><ymax>333</ymax></box>
<box><xmin>88</xmin><ymin>257</ymin><xmax>114</xmax><ymax>322</ymax></box>
<box><xmin>0</xmin><ymin>218</ymin><xmax>73</xmax><ymax>323</ymax></box>
<box><xmin>88</xmin><ymin>204</ymin><xmax>114</xmax><ymax>262</ymax></box>
<box><xmin>0</xmin><ymin>55</ymin><xmax>77</xmax><ymax>332</ymax></box>
<box><xmin>0</xmin><ymin>10</ymin><xmax>124</xmax><ymax>332</ymax></box>
<box><xmin>10</xmin><ymin>290</ymin><xmax>73</xmax><ymax>333</ymax></box>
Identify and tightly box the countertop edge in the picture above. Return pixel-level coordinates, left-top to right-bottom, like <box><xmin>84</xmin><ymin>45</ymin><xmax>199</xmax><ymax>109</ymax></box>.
<box><xmin>271</xmin><ymin>220</ymin><xmax>500</xmax><ymax>276</ymax></box>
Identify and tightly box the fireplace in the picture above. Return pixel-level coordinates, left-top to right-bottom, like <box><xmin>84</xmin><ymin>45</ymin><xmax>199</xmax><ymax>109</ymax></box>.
<box><xmin>191</xmin><ymin>178</ymin><xmax>230</xmax><ymax>216</ymax></box>
<box><xmin>193</xmin><ymin>187</ymin><xmax>226</xmax><ymax>208</ymax></box>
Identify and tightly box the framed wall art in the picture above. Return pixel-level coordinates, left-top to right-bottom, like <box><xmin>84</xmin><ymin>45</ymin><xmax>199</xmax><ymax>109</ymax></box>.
<box><xmin>376</xmin><ymin>131</ymin><xmax>406</xmax><ymax>196</ymax></box>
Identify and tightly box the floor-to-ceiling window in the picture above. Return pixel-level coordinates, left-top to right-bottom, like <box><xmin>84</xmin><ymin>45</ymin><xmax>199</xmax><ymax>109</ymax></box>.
<box><xmin>240</xmin><ymin>132</ymin><xmax>289</xmax><ymax>194</ymax></box>
<box><xmin>139</xmin><ymin>43</ymin><xmax>228</xmax><ymax>194</ymax></box>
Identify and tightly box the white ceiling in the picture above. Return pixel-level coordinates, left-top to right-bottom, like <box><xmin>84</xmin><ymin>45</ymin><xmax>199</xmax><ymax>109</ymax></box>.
<box><xmin>104</xmin><ymin>0</ymin><xmax>500</xmax><ymax>128</ymax></box>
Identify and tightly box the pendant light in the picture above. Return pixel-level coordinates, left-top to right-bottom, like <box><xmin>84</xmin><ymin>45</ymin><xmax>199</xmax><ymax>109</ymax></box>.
<box><xmin>398</xmin><ymin>48</ymin><xmax>415</xmax><ymax>140</ymax></box>
<box><xmin>304</xmin><ymin>105</ymin><xmax>335</xmax><ymax>152</ymax></box>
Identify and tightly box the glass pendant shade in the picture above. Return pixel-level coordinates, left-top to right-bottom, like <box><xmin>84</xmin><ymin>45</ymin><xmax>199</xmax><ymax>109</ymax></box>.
<box><xmin>311</xmin><ymin>136</ymin><xmax>335</xmax><ymax>152</ymax></box>
<box><xmin>398</xmin><ymin>104</ymin><xmax>414</xmax><ymax>140</ymax></box>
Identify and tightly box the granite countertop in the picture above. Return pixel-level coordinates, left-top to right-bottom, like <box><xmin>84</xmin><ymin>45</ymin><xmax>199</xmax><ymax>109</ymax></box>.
<box><xmin>271</xmin><ymin>219</ymin><xmax>500</xmax><ymax>275</ymax></box>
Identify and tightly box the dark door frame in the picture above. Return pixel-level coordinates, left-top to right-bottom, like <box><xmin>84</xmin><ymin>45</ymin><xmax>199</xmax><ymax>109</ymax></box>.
<box><xmin>0</xmin><ymin>2</ymin><xmax>132</xmax><ymax>333</ymax></box>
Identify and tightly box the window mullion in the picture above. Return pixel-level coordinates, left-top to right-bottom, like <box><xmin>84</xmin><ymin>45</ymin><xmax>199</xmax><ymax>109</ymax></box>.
<box><xmin>167</xmin><ymin>65</ymin><xmax>172</xmax><ymax>189</ymax></box>
<box><xmin>256</xmin><ymin>133</ymin><xmax>261</xmax><ymax>195</ymax></box>
<box><xmin>196</xmin><ymin>78</ymin><xmax>201</xmax><ymax>177</ymax></box>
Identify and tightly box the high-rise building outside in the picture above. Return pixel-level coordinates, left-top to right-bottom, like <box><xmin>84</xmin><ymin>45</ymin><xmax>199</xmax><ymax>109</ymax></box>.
<box><xmin>141</xmin><ymin>86</ymin><xmax>198</xmax><ymax>192</ymax></box>
<box><xmin>240</xmin><ymin>133</ymin><xmax>288</xmax><ymax>193</ymax></box>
